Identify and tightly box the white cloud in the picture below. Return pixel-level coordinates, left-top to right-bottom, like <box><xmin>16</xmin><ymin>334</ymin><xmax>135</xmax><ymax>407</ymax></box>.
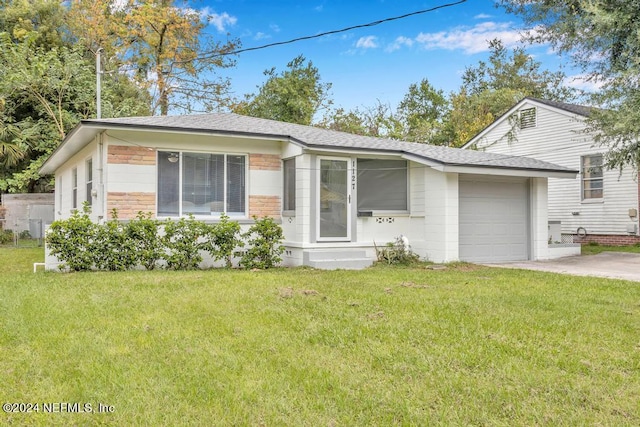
<box><xmin>270</xmin><ymin>24</ymin><xmax>281</xmax><ymax>33</ymax></box>
<box><xmin>355</xmin><ymin>35</ymin><xmax>379</xmax><ymax>49</ymax></box>
<box><xmin>206</xmin><ymin>11</ymin><xmax>238</xmax><ymax>33</ymax></box>
<box><xmin>414</xmin><ymin>22</ymin><xmax>524</xmax><ymax>54</ymax></box>
<box><xmin>254</xmin><ymin>32</ymin><xmax>271</xmax><ymax>41</ymax></box>
<box><xmin>474</xmin><ymin>13</ymin><xmax>492</xmax><ymax>19</ymax></box>
<box><xmin>386</xmin><ymin>36</ymin><xmax>414</xmax><ymax>52</ymax></box>
<box><xmin>564</xmin><ymin>74</ymin><xmax>606</xmax><ymax>92</ymax></box>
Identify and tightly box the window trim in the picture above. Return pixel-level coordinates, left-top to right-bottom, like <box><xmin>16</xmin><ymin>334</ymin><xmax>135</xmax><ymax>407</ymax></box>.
<box><xmin>156</xmin><ymin>150</ymin><xmax>248</xmax><ymax>219</ymax></box>
<box><xmin>581</xmin><ymin>154</ymin><xmax>604</xmax><ymax>202</ymax></box>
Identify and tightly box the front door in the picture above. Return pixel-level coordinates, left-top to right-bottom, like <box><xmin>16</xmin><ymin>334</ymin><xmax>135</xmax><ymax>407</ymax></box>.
<box><xmin>317</xmin><ymin>157</ymin><xmax>351</xmax><ymax>241</ymax></box>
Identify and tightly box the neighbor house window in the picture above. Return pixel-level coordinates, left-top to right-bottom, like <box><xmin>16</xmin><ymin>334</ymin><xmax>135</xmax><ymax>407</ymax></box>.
<box><xmin>519</xmin><ymin>107</ymin><xmax>537</xmax><ymax>129</ymax></box>
<box><xmin>72</xmin><ymin>167</ymin><xmax>78</xmax><ymax>209</ymax></box>
<box><xmin>582</xmin><ymin>154</ymin><xmax>603</xmax><ymax>200</ymax></box>
<box><xmin>283</xmin><ymin>158</ymin><xmax>296</xmax><ymax>212</ymax></box>
<box><xmin>357</xmin><ymin>159</ymin><xmax>408</xmax><ymax>211</ymax></box>
<box><xmin>157</xmin><ymin>151</ymin><xmax>246</xmax><ymax>217</ymax></box>
<box><xmin>85</xmin><ymin>158</ymin><xmax>93</xmax><ymax>206</ymax></box>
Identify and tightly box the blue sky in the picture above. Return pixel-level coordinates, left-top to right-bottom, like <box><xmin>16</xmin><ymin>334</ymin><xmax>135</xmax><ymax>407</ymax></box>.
<box><xmin>194</xmin><ymin>0</ymin><xmax>586</xmax><ymax>112</ymax></box>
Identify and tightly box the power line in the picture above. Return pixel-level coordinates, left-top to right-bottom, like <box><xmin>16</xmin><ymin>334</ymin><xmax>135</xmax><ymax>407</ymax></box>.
<box><xmin>183</xmin><ymin>0</ymin><xmax>468</xmax><ymax>63</ymax></box>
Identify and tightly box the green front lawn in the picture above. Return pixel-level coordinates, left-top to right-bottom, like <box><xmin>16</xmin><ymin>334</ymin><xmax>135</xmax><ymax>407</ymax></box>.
<box><xmin>1</xmin><ymin>248</ymin><xmax>639</xmax><ymax>425</ymax></box>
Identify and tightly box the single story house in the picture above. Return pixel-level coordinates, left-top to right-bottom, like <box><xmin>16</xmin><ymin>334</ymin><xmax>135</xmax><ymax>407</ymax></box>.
<box><xmin>463</xmin><ymin>97</ymin><xmax>640</xmax><ymax>246</ymax></box>
<box><xmin>40</xmin><ymin>113</ymin><xmax>578</xmax><ymax>269</ymax></box>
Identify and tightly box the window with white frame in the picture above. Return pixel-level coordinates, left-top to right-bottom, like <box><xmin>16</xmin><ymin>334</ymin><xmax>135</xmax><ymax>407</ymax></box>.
<box><xmin>85</xmin><ymin>158</ymin><xmax>93</xmax><ymax>206</ymax></box>
<box><xmin>72</xmin><ymin>167</ymin><xmax>78</xmax><ymax>209</ymax></box>
<box><xmin>582</xmin><ymin>154</ymin><xmax>603</xmax><ymax>200</ymax></box>
<box><xmin>157</xmin><ymin>151</ymin><xmax>246</xmax><ymax>217</ymax></box>
<box><xmin>357</xmin><ymin>159</ymin><xmax>408</xmax><ymax>211</ymax></box>
<box><xmin>283</xmin><ymin>158</ymin><xmax>296</xmax><ymax>212</ymax></box>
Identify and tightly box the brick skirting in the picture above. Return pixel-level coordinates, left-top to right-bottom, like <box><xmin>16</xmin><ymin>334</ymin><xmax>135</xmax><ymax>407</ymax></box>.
<box><xmin>575</xmin><ymin>234</ymin><xmax>640</xmax><ymax>246</ymax></box>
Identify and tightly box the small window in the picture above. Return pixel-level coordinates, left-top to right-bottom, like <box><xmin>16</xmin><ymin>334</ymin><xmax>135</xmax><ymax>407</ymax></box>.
<box><xmin>72</xmin><ymin>168</ymin><xmax>78</xmax><ymax>209</ymax></box>
<box><xmin>85</xmin><ymin>159</ymin><xmax>93</xmax><ymax>206</ymax></box>
<box><xmin>283</xmin><ymin>158</ymin><xmax>296</xmax><ymax>212</ymax></box>
<box><xmin>519</xmin><ymin>107</ymin><xmax>537</xmax><ymax>129</ymax></box>
<box><xmin>582</xmin><ymin>154</ymin><xmax>603</xmax><ymax>200</ymax></box>
<box><xmin>357</xmin><ymin>159</ymin><xmax>408</xmax><ymax>211</ymax></box>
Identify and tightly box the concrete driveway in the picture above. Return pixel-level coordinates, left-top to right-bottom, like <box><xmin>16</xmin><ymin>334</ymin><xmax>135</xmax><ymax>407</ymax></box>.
<box><xmin>489</xmin><ymin>252</ymin><xmax>640</xmax><ymax>282</ymax></box>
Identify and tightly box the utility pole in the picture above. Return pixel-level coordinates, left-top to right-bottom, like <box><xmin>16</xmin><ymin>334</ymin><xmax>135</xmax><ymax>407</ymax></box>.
<box><xmin>96</xmin><ymin>48</ymin><xmax>102</xmax><ymax>119</ymax></box>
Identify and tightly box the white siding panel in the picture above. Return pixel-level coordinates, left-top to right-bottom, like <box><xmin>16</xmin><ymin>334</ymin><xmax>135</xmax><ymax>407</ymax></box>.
<box><xmin>473</xmin><ymin>101</ymin><xmax>639</xmax><ymax>236</ymax></box>
<box><xmin>108</xmin><ymin>164</ymin><xmax>155</xmax><ymax>193</ymax></box>
<box><xmin>249</xmin><ymin>170</ymin><xmax>280</xmax><ymax>196</ymax></box>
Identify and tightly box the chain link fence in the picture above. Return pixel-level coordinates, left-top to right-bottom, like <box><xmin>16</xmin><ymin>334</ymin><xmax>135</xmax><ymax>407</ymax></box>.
<box><xmin>0</xmin><ymin>218</ymin><xmax>46</xmax><ymax>247</ymax></box>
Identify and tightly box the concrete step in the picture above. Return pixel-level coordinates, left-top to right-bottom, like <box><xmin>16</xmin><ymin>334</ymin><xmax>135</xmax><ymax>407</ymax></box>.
<box><xmin>303</xmin><ymin>249</ymin><xmax>373</xmax><ymax>270</ymax></box>
<box><xmin>306</xmin><ymin>258</ymin><xmax>373</xmax><ymax>270</ymax></box>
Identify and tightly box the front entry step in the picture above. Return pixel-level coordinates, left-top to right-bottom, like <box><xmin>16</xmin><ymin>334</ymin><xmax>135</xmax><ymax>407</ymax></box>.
<box><xmin>303</xmin><ymin>249</ymin><xmax>374</xmax><ymax>270</ymax></box>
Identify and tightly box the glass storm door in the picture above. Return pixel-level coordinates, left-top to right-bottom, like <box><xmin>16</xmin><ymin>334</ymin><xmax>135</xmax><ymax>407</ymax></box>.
<box><xmin>318</xmin><ymin>158</ymin><xmax>351</xmax><ymax>241</ymax></box>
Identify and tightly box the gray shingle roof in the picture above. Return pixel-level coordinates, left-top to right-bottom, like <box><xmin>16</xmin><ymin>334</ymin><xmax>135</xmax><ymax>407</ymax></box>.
<box><xmin>87</xmin><ymin>112</ymin><xmax>576</xmax><ymax>174</ymax></box>
<box><xmin>526</xmin><ymin>97</ymin><xmax>593</xmax><ymax>117</ymax></box>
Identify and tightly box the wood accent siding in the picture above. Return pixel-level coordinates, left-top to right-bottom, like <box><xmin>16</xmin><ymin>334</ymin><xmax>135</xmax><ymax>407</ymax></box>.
<box><xmin>249</xmin><ymin>154</ymin><xmax>281</xmax><ymax>171</ymax></box>
<box><xmin>108</xmin><ymin>145</ymin><xmax>156</xmax><ymax>165</ymax></box>
<box><xmin>107</xmin><ymin>192</ymin><xmax>155</xmax><ymax>219</ymax></box>
<box><xmin>249</xmin><ymin>195</ymin><xmax>281</xmax><ymax>218</ymax></box>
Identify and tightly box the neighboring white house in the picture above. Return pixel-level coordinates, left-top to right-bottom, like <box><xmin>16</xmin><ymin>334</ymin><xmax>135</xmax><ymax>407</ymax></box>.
<box><xmin>39</xmin><ymin>113</ymin><xmax>577</xmax><ymax>269</ymax></box>
<box><xmin>463</xmin><ymin>97</ymin><xmax>640</xmax><ymax>246</ymax></box>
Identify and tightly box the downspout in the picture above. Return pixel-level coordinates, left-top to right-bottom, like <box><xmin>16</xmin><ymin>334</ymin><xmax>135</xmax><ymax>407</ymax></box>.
<box><xmin>97</xmin><ymin>132</ymin><xmax>105</xmax><ymax>222</ymax></box>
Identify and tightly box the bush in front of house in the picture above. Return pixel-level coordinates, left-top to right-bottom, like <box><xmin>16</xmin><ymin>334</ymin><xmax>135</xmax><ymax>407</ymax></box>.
<box><xmin>240</xmin><ymin>216</ymin><xmax>285</xmax><ymax>269</ymax></box>
<box><xmin>46</xmin><ymin>209</ymin><xmax>285</xmax><ymax>272</ymax></box>
<box><xmin>92</xmin><ymin>209</ymin><xmax>138</xmax><ymax>271</ymax></box>
<box><xmin>202</xmin><ymin>213</ymin><xmax>244</xmax><ymax>268</ymax></box>
<box><xmin>161</xmin><ymin>215</ymin><xmax>206</xmax><ymax>271</ymax></box>
<box><xmin>126</xmin><ymin>211</ymin><xmax>164</xmax><ymax>270</ymax></box>
<box><xmin>46</xmin><ymin>204</ymin><xmax>96</xmax><ymax>271</ymax></box>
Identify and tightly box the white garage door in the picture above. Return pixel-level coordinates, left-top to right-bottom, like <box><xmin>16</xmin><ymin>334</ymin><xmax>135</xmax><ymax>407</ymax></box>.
<box><xmin>459</xmin><ymin>176</ymin><xmax>530</xmax><ymax>263</ymax></box>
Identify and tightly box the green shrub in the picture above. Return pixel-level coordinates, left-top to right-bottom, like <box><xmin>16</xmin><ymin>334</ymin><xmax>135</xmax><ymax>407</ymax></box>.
<box><xmin>375</xmin><ymin>236</ymin><xmax>420</xmax><ymax>265</ymax></box>
<box><xmin>46</xmin><ymin>203</ymin><xmax>96</xmax><ymax>271</ymax></box>
<box><xmin>240</xmin><ymin>216</ymin><xmax>284</xmax><ymax>269</ymax></box>
<box><xmin>92</xmin><ymin>209</ymin><xmax>137</xmax><ymax>271</ymax></box>
<box><xmin>18</xmin><ymin>230</ymin><xmax>31</xmax><ymax>240</ymax></box>
<box><xmin>203</xmin><ymin>213</ymin><xmax>243</xmax><ymax>268</ymax></box>
<box><xmin>0</xmin><ymin>229</ymin><xmax>13</xmax><ymax>245</ymax></box>
<box><xmin>126</xmin><ymin>212</ymin><xmax>163</xmax><ymax>270</ymax></box>
<box><xmin>162</xmin><ymin>215</ymin><xmax>206</xmax><ymax>270</ymax></box>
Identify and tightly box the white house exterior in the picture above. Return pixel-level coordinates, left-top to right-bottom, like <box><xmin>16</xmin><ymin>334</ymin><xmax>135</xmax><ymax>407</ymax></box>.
<box><xmin>463</xmin><ymin>97</ymin><xmax>640</xmax><ymax>246</ymax></box>
<box><xmin>40</xmin><ymin>113</ymin><xmax>577</xmax><ymax>269</ymax></box>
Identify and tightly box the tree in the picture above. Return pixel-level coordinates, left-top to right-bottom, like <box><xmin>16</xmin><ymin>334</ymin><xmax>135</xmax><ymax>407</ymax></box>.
<box><xmin>233</xmin><ymin>55</ymin><xmax>332</xmax><ymax>125</ymax></box>
<box><xmin>445</xmin><ymin>39</ymin><xmax>575</xmax><ymax>147</ymax></box>
<box><xmin>396</xmin><ymin>78</ymin><xmax>449</xmax><ymax>143</ymax></box>
<box><xmin>117</xmin><ymin>0</ymin><xmax>239</xmax><ymax>115</ymax></box>
<box><xmin>318</xmin><ymin>101</ymin><xmax>404</xmax><ymax>139</ymax></box>
<box><xmin>0</xmin><ymin>1</ymin><xmax>151</xmax><ymax>192</ymax></box>
<box><xmin>498</xmin><ymin>0</ymin><xmax>640</xmax><ymax>171</ymax></box>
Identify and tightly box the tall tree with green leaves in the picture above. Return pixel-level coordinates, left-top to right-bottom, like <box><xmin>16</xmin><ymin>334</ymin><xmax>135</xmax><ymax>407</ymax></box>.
<box><xmin>445</xmin><ymin>39</ymin><xmax>575</xmax><ymax>147</ymax></box>
<box><xmin>233</xmin><ymin>55</ymin><xmax>333</xmax><ymax>125</ymax></box>
<box><xmin>87</xmin><ymin>0</ymin><xmax>240</xmax><ymax>115</ymax></box>
<box><xmin>397</xmin><ymin>78</ymin><xmax>449</xmax><ymax>144</ymax></box>
<box><xmin>498</xmin><ymin>0</ymin><xmax>640</xmax><ymax>171</ymax></box>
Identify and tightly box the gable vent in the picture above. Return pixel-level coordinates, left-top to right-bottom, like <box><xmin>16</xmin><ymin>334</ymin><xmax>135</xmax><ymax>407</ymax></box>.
<box><xmin>519</xmin><ymin>107</ymin><xmax>537</xmax><ymax>129</ymax></box>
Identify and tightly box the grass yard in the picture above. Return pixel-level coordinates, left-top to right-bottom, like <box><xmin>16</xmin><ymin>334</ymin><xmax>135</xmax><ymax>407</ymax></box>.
<box><xmin>1</xmin><ymin>248</ymin><xmax>639</xmax><ymax>426</ymax></box>
<box><xmin>582</xmin><ymin>243</ymin><xmax>640</xmax><ymax>256</ymax></box>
